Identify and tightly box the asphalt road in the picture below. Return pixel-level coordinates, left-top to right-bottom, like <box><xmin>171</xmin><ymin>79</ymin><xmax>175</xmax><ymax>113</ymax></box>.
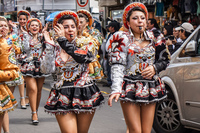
<box><xmin>6</xmin><ymin>77</ymin><xmax>200</xmax><ymax>133</ymax></box>
<box><xmin>8</xmin><ymin>77</ymin><xmax>128</xmax><ymax>133</ymax></box>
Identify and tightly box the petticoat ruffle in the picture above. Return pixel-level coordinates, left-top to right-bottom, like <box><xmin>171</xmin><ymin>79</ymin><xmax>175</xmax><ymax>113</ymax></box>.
<box><xmin>119</xmin><ymin>75</ymin><xmax>167</xmax><ymax>103</ymax></box>
<box><xmin>21</xmin><ymin>60</ymin><xmax>50</xmax><ymax>78</ymax></box>
<box><xmin>44</xmin><ymin>82</ymin><xmax>104</xmax><ymax>115</ymax></box>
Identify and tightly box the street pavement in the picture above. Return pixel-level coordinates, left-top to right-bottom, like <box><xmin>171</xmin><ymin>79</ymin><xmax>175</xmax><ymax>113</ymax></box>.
<box><xmin>6</xmin><ymin>77</ymin><xmax>199</xmax><ymax>133</ymax></box>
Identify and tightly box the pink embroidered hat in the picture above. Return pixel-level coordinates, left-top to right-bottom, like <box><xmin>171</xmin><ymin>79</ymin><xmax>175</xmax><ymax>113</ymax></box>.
<box><xmin>77</xmin><ymin>9</ymin><xmax>93</xmax><ymax>27</ymax></box>
<box><xmin>123</xmin><ymin>2</ymin><xmax>148</xmax><ymax>29</ymax></box>
<box><xmin>53</xmin><ymin>10</ymin><xmax>79</xmax><ymax>27</ymax></box>
<box><xmin>26</xmin><ymin>18</ymin><xmax>43</xmax><ymax>33</ymax></box>
<box><xmin>17</xmin><ymin>10</ymin><xmax>31</xmax><ymax>18</ymax></box>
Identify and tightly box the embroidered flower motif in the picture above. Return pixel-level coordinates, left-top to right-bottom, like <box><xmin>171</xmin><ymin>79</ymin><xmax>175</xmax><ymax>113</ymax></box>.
<box><xmin>107</xmin><ymin>34</ymin><xmax>125</xmax><ymax>52</ymax></box>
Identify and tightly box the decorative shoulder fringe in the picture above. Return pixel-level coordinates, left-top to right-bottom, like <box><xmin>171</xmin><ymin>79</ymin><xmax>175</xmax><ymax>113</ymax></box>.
<box><xmin>44</xmin><ymin>101</ymin><xmax>104</xmax><ymax>116</ymax></box>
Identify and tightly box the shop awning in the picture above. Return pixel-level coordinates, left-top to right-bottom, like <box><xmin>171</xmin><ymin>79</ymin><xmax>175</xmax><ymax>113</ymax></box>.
<box><xmin>99</xmin><ymin>0</ymin><xmax>118</xmax><ymax>7</ymax></box>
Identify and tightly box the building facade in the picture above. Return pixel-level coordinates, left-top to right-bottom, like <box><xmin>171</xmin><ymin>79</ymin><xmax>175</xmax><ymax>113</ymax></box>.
<box><xmin>2</xmin><ymin>0</ymin><xmax>99</xmax><ymax>24</ymax></box>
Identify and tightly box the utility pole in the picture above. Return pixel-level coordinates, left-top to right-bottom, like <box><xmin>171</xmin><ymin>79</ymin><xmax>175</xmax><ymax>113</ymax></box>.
<box><xmin>0</xmin><ymin>0</ymin><xmax>4</xmax><ymax>15</ymax></box>
<box><xmin>52</xmin><ymin>0</ymin><xmax>54</xmax><ymax>10</ymax></box>
<box><xmin>0</xmin><ymin>0</ymin><xmax>1</xmax><ymax>13</ymax></box>
<box><xmin>42</xmin><ymin>0</ymin><xmax>44</xmax><ymax>10</ymax></box>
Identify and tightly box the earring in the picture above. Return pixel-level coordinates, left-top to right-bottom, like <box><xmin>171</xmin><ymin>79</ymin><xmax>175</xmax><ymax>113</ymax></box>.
<box><xmin>128</xmin><ymin>25</ymin><xmax>132</xmax><ymax>33</ymax></box>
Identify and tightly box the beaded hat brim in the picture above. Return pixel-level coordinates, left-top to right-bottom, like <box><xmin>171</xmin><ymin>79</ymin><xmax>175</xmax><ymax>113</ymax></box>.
<box><xmin>17</xmin><ymin>10</ymin><xmax>31</xmax><ymax>18</ymax></box>
<box><xmin>53</xmin><ymin>11</ymin><xmax>79</xmax><ymax>28</ymax></box>
<box><xmin>77</xmin><ymin>9</ymin><xmax>93</xmax><ymax>27</ymax></box>
<box><xmin>26</xmin><ymin>18</ymin><xmax>43</xmax><ymax>33</ymax></box>
<box><xmin>123</xmin><ymin>2</ymin><xmax>148</xmax><ymax>29</ymax></box>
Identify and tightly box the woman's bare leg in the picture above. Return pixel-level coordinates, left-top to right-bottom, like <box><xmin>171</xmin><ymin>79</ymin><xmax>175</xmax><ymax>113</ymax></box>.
<box><xmin>36</xmin><ymin>77</ymin><xmax>45</xmax><ymax>111</ymax></box>
<box><xmin>18</xmin><ymin>83</ymin><xmax>26</xmax><ymax>107</ymax></box>
<box><xmin>56</xmin><ymin>113</ymin><xmax>77</xmax><ymax>133</ymax></box>
<box><xmin>126</xmin><ymin>127</ymin><xmax>129</xmax><ymax>133</ymax></box>
<box><xmin>2</xmin><ymin>86</ymin><xmax>15</xmax><ymax>133</ymax></box>
<box><xmin>26</xmin><ymin>77</ymin><xmax>38</xmax><ymax>121</ymax></box>
<box><xmin>77</xmin><ymin>111</ymin><xmax>95</xmax><ymax>133</ymax></box>
<box><xmin>2</xmin><ymin>111</ymin><xmax>9</xmax><ymax>133</ymax></box>
<box><xmin>120</xmin><ymin>101</ymin><xmax>141</xmax><ymax>133</ymax></box>
<box><xmin>0</xmin><ymin>113</ymin><xmax>5</xmax><ymax>133</ymax></box>
<box><xmin>24</xmin><ymin>77</ymin><xmax>29</xmax><ymax>106</ymax></box>
<box><xmin>141</xmin><ymin>103</ymin><xmax>156</xmax><ymax>133</ymax></box>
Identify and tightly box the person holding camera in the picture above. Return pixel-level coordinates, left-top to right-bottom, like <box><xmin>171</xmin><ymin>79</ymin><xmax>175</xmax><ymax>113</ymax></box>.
<box><xmin>173</xmin><ymin>25</ymin><xmax>182</xmax><ymax>43</ymax></box>
<box><xmin>163</xmin><ymin>23</ymin><xmax>173</xmax><ymax>37</ymax></box>
<box><xmin>163</xmin><ymin>23</ymin><xmax>176</xmax><ymax>55</ymax></box>
<box><xmin>166</xmin><ymin>22</ymin><xmax>194</xmax><ymax>55</ymax></box>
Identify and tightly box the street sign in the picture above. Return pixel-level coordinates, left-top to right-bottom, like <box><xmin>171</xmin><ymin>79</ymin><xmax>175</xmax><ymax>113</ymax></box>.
<box><xmin>76</xmin><ymin>0</ymin><xmax>90</xmax><ymax>11</ymax></box>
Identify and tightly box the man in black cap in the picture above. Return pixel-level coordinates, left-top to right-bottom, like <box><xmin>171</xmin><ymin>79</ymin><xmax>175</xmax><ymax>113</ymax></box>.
<box><xmin>106</xmin><ymin>21</ymin><xmax>120</xmax><ymax>39</ymax></box>
<box><xmin>103</xmin><ymin>21</ymin><xmax>119</xmax><ymax>87</ymax></box>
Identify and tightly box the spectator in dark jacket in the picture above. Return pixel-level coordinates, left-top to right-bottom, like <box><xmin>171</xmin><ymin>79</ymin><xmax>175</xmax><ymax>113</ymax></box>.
<box><xmin>163</xmin><ymin>24</ymin><xmax>173</xmax><ymax>37</ymax></box>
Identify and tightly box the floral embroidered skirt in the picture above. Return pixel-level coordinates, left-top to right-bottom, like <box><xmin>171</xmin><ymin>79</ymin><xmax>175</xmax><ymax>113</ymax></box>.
<box><xmin>120</xmin><ymin>75</ymin><xmax>167</xmax><ymax>103</ymax></box>
<box><xmin>21</xmin><ymin>60</ymin><xmax>50</xmax><ymax>78</ymax></box>
<box><xmin>44</xmin><ymin>82</ymin><xmax>104</xmax><ymax>114</ymax></box>
<box><xmin>0</xmin><ymin>84</ymin><xmax>18</xmax><ymax>114</ymax></box>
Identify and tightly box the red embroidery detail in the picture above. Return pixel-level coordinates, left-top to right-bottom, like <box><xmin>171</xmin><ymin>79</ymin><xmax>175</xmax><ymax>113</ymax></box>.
<box><xmin>74</xmin><ymin>47</ymin><xmax>88</xmax><ymax>55</ymax></box>
<box><xmin>20</xmin><ymin>34</ymin><xmax>24</xmax><ymax>41</ymax></box>
<box><xmin>111</xmin><ymin>51</ymin><xmax>121</xmax><ymax>61</ymax></box>
<box><xmin>128</xmin><ymin>49</ymin><xmax>135</xmax><ymax>56</ymax></box>
<box><xmin>139</xmin><ymin>63</ymin><xmax>149</xmax><ymax>71</ymax></box>
<box><xmin>108</xmin><ymin>34</ymin><xmax>125</xmax><ymax>52</ymax></box>
<box><xmin>64</xmin><ymin>71</ymin><xmax>73</xmax><ymax>79</ymax></box>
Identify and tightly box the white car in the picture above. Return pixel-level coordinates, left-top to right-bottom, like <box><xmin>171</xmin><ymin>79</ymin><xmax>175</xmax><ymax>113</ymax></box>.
<box><xmin>153</xmin><ymin>26</ymin><xmax>200</xmax><ymax>133</ymax></box>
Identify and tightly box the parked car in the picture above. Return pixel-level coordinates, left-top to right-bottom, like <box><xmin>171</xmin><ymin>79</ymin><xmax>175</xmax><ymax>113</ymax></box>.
<box><xmin>153</xmin><ymin>25</ymin><xmax>200</xmax><ymax>133</ymax></box>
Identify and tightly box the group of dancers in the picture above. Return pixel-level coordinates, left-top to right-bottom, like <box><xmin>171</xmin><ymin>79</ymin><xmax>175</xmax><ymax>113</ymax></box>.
<box><xmin>0</xmin><ymin>2</ymin><xmax>170</xmax><ymax>133</ymax></box>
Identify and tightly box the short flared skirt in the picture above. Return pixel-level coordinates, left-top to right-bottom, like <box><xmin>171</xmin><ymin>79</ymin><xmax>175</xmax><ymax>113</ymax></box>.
<box><xmin>20</xmin><ymin>60</ymin><xmax>50</xmax><ymax>78</ymax></box>
<box><xmin>0</xmin><ymin>84</ymin><xmax>18</xmax><ymax>114</ymax></box>
<box><xmin>5</xmin><ymin>71</ymin><xmax>24</xmax><ymax>87</ymax></box>
<box><xmin>44</xmin><ymin>83</ymin><xmax>104</xmax><ymax>114</ymax></box>
<box><xmin>120</xmin><ymin>76</ymin><xmax>167</xmax><ymax>103</ymax></box>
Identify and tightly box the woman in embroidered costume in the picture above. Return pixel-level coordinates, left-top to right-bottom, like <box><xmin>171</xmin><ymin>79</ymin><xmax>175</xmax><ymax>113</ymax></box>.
<box><xmin>41</xmin><ymin>11</ymin><xmax>104</xmax><ymax>133</ymax></box>
<box><xmin>20</xmin><ymin>18</ymin><xmax>49</xmax><ymax>125</ymax></box>
<box><xmin>107</xmin><ymin>2</ymin><xmax>170</xmax><ymax>133</ymax></box>
<box><xmin>5</xmin><ymin>22</ymin><xmax>26</xmax><ymax>109</ymax></box>
<box><xmin>77</xmin><ymin>10</ymin><xmax>104</xmax><ymax>80</ymax></box>
<box><xmin>9</xmin><ymin>10</ymin><xmax>31</xmax><ymax>109</ymax></box>
<box><xmin>0</xmin><ymin>16</ymin><xmax>19</xmax><ymax>133</ymax></box>
<box><xmin>1</xmin><ymin>16</ymin><xmax>26</xmax><ymax>133</ymax></box>
<box><xmin>2</xmin><ymin>11</ymin><xmax>29</xmax><ymax>133</ymax></box>
<box><xmin>11</xmin><ymin>10</ymin><xmax>31</xmax><ymax>108</ymax></box>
